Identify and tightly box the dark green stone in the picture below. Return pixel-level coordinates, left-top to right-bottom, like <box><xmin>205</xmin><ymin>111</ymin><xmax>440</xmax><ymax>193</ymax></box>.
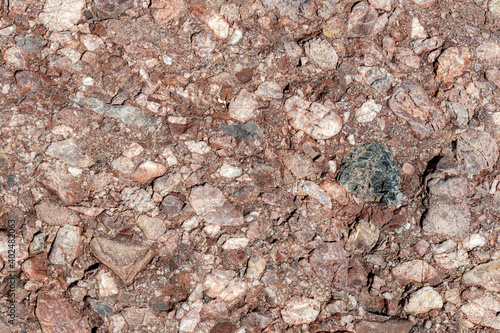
<box><xmin>337</xmin><ymin>141</ymin><xmax>402</xmax><ymax>206</ymax></box>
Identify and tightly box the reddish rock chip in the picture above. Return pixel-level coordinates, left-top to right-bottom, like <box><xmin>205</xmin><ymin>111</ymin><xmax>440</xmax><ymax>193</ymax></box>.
<box><xmin>15</xmin><ymin>70</ymin><xmax>50</xmax><ymax>94</ymax></box>
<box><xmin>388</xmin><ymin>80</ymin><xmax>448</xmax><ymax>140</ymax></box>
<box><xmin>36</xmin><ymin>163</ymin><xmax>84</xmax><ymax>206</ymax></box>
<box><xmin>36</xmin><ymin>291</ymin><xmax>91</xmax><ymax>333</ymax></box>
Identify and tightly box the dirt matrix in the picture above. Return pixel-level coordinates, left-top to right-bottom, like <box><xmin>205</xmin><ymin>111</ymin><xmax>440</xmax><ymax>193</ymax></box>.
<box><xmin>2</xmin><ymin>0</ymin><xmax>500</xmax><ymax>332</ymax></box>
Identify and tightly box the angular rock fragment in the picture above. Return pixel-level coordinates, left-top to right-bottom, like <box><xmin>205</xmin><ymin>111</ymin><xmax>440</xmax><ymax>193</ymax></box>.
<box><xmin>70</xmin><ymin>93</ymin><xmax>159</xmax><ymax>128</ymax></box>
<box><xmin>127</xmin><ymin>161</ymin><xmax>167</xmax><ymax>183</ymax></box>
<box><xmin>254</xmin><ymin>82</ymin><xmax>283</xmax><ymax>100</ymax></box>
<box><xmin>189</xmin><ymin>184</ymin><xmax>244</xmax><ymax>226</ymax></box>
<box><xmin>36</xmin><ymin>290</ymin><xmax>91</xmax><ymax>333</ymax></box>
<box><xmin>436</xmin><ymin>47</ymin><xmax>471</xmax><ymax>86</ymax></box>
<box><xmin>337</xmin><ymin>141</ymin><xmax>402</xmax><ymax>206</ymax></box>
<box><xmin>121</xmin><ymin>187</ymin><xmax>156</xmax><ymax>214</ymax></box>
<box><xmin>15</xmin><ymin>70</ymin><xmax>50</xmax><ymax>94</ymax></box>
<box><xmin>282</xmin><ymin>152</ymin><xmax>318</xmax><ymax>180</ymax></box>
<box><xmin>455</xmin><ymin>129</ymin><xmax>499</xmax><ymax>176</ymax></box>
<box><xmin>281</xmin><ymin>296</ymin><xmax>320</xmax><ymax>325</ymax></box>
<box><xmin>90</xmin><ymin>236</ymin><xmax>155</xmax><ymax>285</ymax></box>
<box><xmin>404</xmin><ymin>287</ymin><xmax>443</xmax><ymax>314</ymax></box>
<box><xmin>392</xmin><ymin>260</ymin><xmax>440</xmax><ymax>283</ymax></box>
<box><xmin>409</xmin><ymin>0</ymin><xmax>436</xmax><ymax>8</ymax></box>
<box><xmin>422</xmin><ymin>203</ymin><xmax>470</xmax><ymax>239</ymax></box>
<box><xmin>36</xmin><ymin>163</ymin><xmax>84</xmax><ymax>206</ymax></box>
<box><xmin>46</xmin><ymin>139</ymin><xmax>94</xmax><ymax>168</ymax></box>
<box><xmin>22</xmin><ymin>257</ymin><xmax>48</xmax><ymax>282</ymax></box>
<box><xmin>463</xmin><ymin>260</ymin><xmax>500</xmax><ymax>292</ymax></box>
<box><xmin>222</xmin><ymin>121</ymin><xmax>263</xmax><ymax>140</ymax></box>
<box><xmin>461</xmin><ymin>293</ymin><xmax>500</xmax><ymax>330</ymax></box>
<box><xmin>284</xmin><ymin>96</ymin><xmax>342</xmax><ymax>140</ymax></box>
<box><xmin>294</xmin><ymin>180</ymin><xmax>332</xmax><ymax>208</ymax></box>
<box><xmin>94</xmin><ymin>0</ymin><xmax>132</xmax><ymax>18</ymax></box>
<box><xmin>39</xmin><ymin>0</ymin><xmax>85</xmax><ymax>31</ymax></box>
<box><xmin>35</xmin><ymin>201</ymin><xmax>80</xmax><ymax>226</ymax></box>
<box><xmin>189</xmin><ymin>2</ymin><xmax>229</xmax><ymax>39</ymax></box>
<box><xmin>347</xmin><ymin>2</ymin><xmax>387</xmax><ymax>37</ymax></box>
<box><xmin>49</xmin><ymin>225</ymin><xmax>82</xmax><ymax>265</ymax></box>
<box><xmin>136</xmin><ymin>215</ymin><xmax>166</xmax><ymax>240</ymax></box>
<box><xmin>151</xmin><ymin>0</ymin><xmax>185</xmax><ymax>24</ymax></box>
<box><xmin>309</xmin><ymin>242</ymin><xmax>348</xmax><ymax>282</ymax></box>
<box><xmin>345</xmin><ymin>221</ymin><xmax>380</xmax><ymax>253</ymax></box>
<box><xmin>388</xmin><ymin>80</ymin><xmax>448</xmax><ymax>139</ymax></box>
<box><xmin>476</xmin><ymin>42</ymin><xmax>500</xmax><ymax>65</ymax></box>
<box><xmin>355</xmin><ymin>100</ymin><xmax>382</xmax><ymax>123</ymax></box>
<box><xmin>355</xmin><ymin>319</ymin><xmax>413</xmax><ymax>333</ymax></box>
<box><xmin>304</xmin><ymin>38</ymin><xmax>338</xmax><ymax>70</ymax></box>
<box><xmin>321</xmin><ymin>180</ymin><xmax>349</xmax><ymax>205</ymax></box>
<box><xmin>228</xmin><ymin>90</ymin><xmax>258</xmax><ymax>123</ymax></box>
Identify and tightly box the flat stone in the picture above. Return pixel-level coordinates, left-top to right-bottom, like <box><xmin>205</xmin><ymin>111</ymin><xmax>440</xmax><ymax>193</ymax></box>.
<box><xmin>222</xmin><ymin>237</ymin><xmax>250</xmax><ymax>250</ymax></box>
<box><xmin>476</xmin><ymin>42</ymin><xmax>500</xmax><ymax>65</ymax></box>
<box><xmin>321</xmin><ymin>181</ymin><xmax>349</xmax><ymax>205</ymax></box>
<box><xmin>36</xmin><ymin>290</ymin><xmax>91</xmax><ymax>333</ymax></box>
<box><xmin>137</xmin><ymin>215</ymin><xmax>166</xmax><ymax>240</ymax></box>
<box><xmin>409</xmin><ymin>0</ymin><xmax>436</xmax><ymax>8</ymax></box>
<box><xmin>222</xmin><ymin>122</ymin><xmax>263</xmax><ymax>140</ymax></box>
<box><xmin>39</xmin><ymin>0</ymin><xmax>85</xmax><ymax>31</ymax></box>
<box><xmin>127</xmin><ymin>161</ymin><xmax>167</xmax><ymax>183</ymax></box>
<box><xmin>392</xmin><ymin>260</ymin><xmax>440</xmax><ymax>283</ymax></box>
<box><xmin>70</xmin><ymin>93</ymin><xmax>159</xmax><ymax>128</ymax></box>
<box><xmin>355</xmin><ymin>319</ymin><xmax>413</xmax><ymax>333</ymax></box>
<box><xmin>309</xmin><ymin>242</ymin><xmax>348</xmax><ymax>282</ymax></box>
<box><xmin>304</xmin><ymin>38</ymin><xmax>338</xmax><ymax>70</ymax></box>
<box><xmin>210</xmin><ymin>322</ymin><xmax>237</xmax><ymax>333</ymax></box>
<box><xmin>463</xmin><ymin>260</ymin><xmax>500</xmax><ymax>292</ymax></box>
<box><xmin>355</xmin><ymin>100</ymin><xmax>382</xmax><ymax>123</ymax></box>
<box><xmin>283</xmin><ymin>152</ymin><xmax>318</xmax><ymax>180</ymax></box>
<box><xmin>404</xmin><ymin>287</ymin><xmax>443</xmax><ymax>314</ymax></box>
<box><xmin>347</xmin><ymin>2</ymin><xmax>387</xmax><ymax>37</ymax></box>
<box><xmin>228</xmin><ymin>90</ymin><xmax>258</xmax><ymax>122</ymax></box>
<box><xmin>388</xmin><ymin>80</ymin><xmax>448</xmax><ymax>140</ymax></box>
<box><xmin>436</xmin><ymin>47</ymin><xmax>471</xmax><ymax>86</ymax></box>
<box><xmin>422</xmin><ymin>203</ymin><xmax>470</xmax><ymax>239</ymax></box>
<box><xmin>294</xmin><ymin>180</ymin><xmax>332</xmax><ymax>208</ymax></box>
<box><xmin>161</xmin><ymin>195</ymin><xmax>184</xmax><ymax>218</ymax></box>
<box><xmin>189</xmin><ymin>2</ymin><xmax>229</xmax><ymax>39</ymax></box>
<box><xmin>281</xmin><ymin>296</ymin><xmax>321</xmax><ymax>325</ymax></box>
<box><xmin>49</xmin><ymin>225</ymin><xmax>82</xmax><ymax>265</ymax></box>
<box><xmin>46</xmin><ymin>139</ymin><xmax>94</xmax><ymax>168</ymax></box>
<box><xmin>461</xmin><ymin>293</ymin><xmax>500</xmax><ymax>330</ymax></box>
<box><xmin>254</xmin><ymin>82</ymin><xmax>283</xmax><ymax>100</ymax></box>
<box><xmin>151</xmin><ymin>0</ymin><xmax>185</xmax><ymax>24</ymax></box>
<box><xmin>36</xmin><ymin>162</ymin><xmax>84</xmax><ymax>206</ymax></box>
<box><xmin>284</xmin><ymin>96</ymin><xmax>342</xmax><ymax>140</ymax></box>
<box><xmin>90</xmin><ymin>236</ymin><xmax>155</xmax><ymax>285</ymax></box>
<box><xmin>15</xmin><ymin>70</ymin><xmax>50</xmax><ymax>94</ymax></box>
<box><xmin>428</xmin><ymin>177</ymin><xmax>475</xmax><ymax>200</ymax></box>
<box><xmin>94</xmin><ymin>0</ymin><xmax>132</xmax><ymax>18</ymax></box>
<box><xmin>456</xmin><ymin>129</ymin><xmax>499</xmax><ymax>176</ymax></box>
<box><xmin>35</xmin><ymin>200</ymin><xmax>80</xmax><ymax>226</ymax></box>
<box><xmin>345</xmin><ymin>221</ymin><xmax>380</xmax><ymax>254</ymax></box>
<box><xmin>22</xmin><ymin>257</ymin><xmax>48</xmax><ymax>282</ymax></box>
<box><xmin>337</xmin><ymin>141</ymin><xmax>402</xmax><ymax>206</ymax></box>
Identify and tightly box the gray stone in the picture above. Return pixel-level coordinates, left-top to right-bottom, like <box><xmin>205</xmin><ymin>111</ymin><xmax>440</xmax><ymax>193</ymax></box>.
<box><xmin>29</xmin><ymin>233</ymin><xmax>45</xmax><ymax>254</ymax></box>
<box><xmin>70</xmin><ymin>93</ymin><xmax>159</xmax><ymax>128</ymax></box>
<box><xmin>337</xmin><ymin>141</ymin><xmax>402</xmax><ymax>206</ymax></box>
<box><xmin>222</xmin><ymin>122</ymin><xmax>263</xmax><ymax>140</ymax></box>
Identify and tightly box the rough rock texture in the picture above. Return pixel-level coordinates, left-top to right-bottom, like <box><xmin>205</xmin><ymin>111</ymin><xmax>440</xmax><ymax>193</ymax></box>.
<box><xmin>338</xmin><ymin>141</ymin><xmax>402</xmax><ymax>206</ymax></box>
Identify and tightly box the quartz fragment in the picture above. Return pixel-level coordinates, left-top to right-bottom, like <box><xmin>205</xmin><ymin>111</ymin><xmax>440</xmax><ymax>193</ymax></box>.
<box><xmin>284</xmin><ymin>96</ymin><xmax>342</xmax><ymax>140</ymax></box>
<box><xmin>39</xmin><ymin>0</ymin><xmax>85</xmax><ymax>31</ymax></box>
<box><xmin>189</xmin><ymin>2</ymin><xmax>230</xmax><ymax>39</ymax></box>
<box><xmin>228</xmin><ymin>90</ymin><xmax>258</xmax><ymax>123</ymax></box>
<box><xmin>304</xmin><ymin>38</ymin><xmax>338</xmax><ymax>70</ymax></box>
<box><xmin>281</xmin><ymin>296</ymin><xmax>321</xmax><ymax>325</ymax></box>
<box><xmin>46</xmin><ymin>139</ymin><xmax>94</xmax><ymax>168</ymax></box>
<box><xmin>49</xmin><ymin>225</ymin><xmax>82</xmax><ymax>265</ymax></box>
<box><xmin>404</xmin><ymin>287</ymin><xmax>443</xmax><ymax>314</ymax></box>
